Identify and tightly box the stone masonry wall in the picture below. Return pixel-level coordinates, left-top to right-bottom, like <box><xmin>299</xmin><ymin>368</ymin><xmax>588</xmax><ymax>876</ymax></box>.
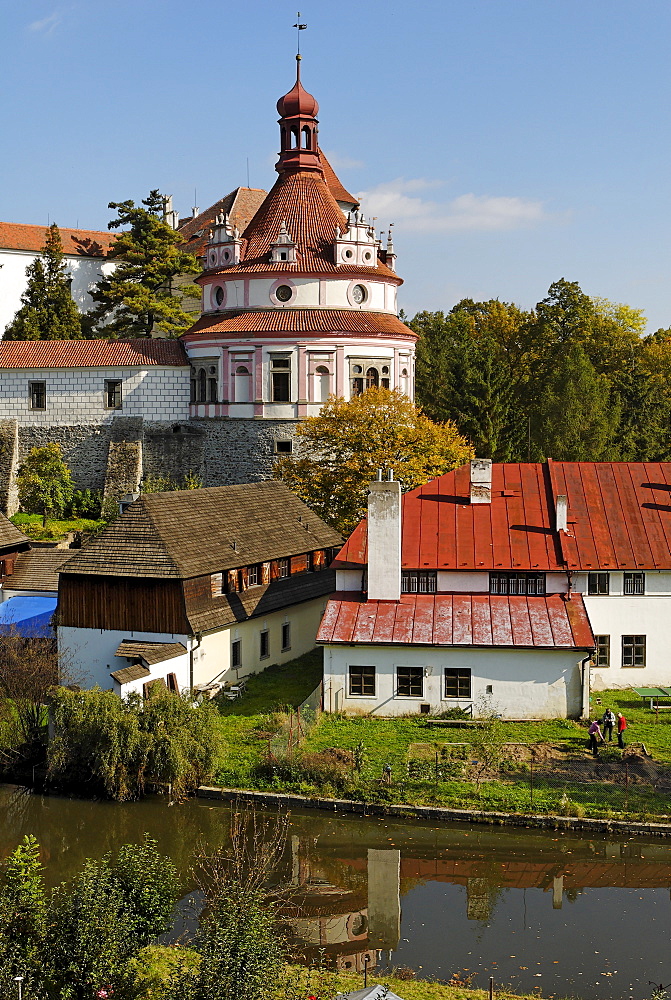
<box><xmin>190</xmin><ymin>418</ymin><xmax>301</xmax><ymax>485</ymax></box>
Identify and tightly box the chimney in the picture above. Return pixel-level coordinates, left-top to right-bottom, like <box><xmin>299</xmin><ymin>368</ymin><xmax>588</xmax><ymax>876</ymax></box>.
<box><xmin>367</xmin><ymin>470</ymin><xmax>401</xmax><ymax>602</ymax></box>
<box><xmin>192</xmin><ymin>206</ymin><xmax>199</xmax><ymax>219</ymax></box>
<box><xmin>469</xmin><ymin>459</ymin><xmax>492</xmax><ymax>504</ymax></box>
<box><xmin>555</xmin><ymin>494</ymin><xmax>568</xmax><ymax>533</ymax></box>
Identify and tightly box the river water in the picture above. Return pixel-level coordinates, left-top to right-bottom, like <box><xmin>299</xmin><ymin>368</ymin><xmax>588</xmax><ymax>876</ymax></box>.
<box><xmin>1</xmin><ymin>784</ymin><xmax>670</xmax><ymax>1000</ymax></box>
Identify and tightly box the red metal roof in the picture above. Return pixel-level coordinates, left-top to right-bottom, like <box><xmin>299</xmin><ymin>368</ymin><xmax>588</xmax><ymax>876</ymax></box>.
<box><xmin>317</xmin><ymin>593</ymin><xmax>594</xmax><ymax>649</ymax></box>
<box><xmin>183</xmin><ymin>308</ymin><xmax>416</xmax><ymax>341</ymax></box>
<box><xmin>0</xmin><ymin>221</ymin><xmax>116</xmax><ymax>257</ymax></box>
<box><xmin>0</xmin><ymin>339</ymin><xmax>189</xmax><ymax>369</ymax></box>
<box><xmin>334</xmin><ymin>461</ymin><xmax>671</xmax><ymax>573</ymax></box>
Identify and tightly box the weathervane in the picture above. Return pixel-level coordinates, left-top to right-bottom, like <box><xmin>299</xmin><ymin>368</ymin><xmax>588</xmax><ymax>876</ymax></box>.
<box><xmin>293</xmin><ymin>12</ymin><xmax>307</xmax><ymax>56</ymax></box>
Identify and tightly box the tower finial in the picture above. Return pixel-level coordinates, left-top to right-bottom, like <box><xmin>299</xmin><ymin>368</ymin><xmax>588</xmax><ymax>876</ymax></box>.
<box><xmin>293</xmin><ymin>12</ymin><xmax>307</xmax><ymax>60</ymax></box>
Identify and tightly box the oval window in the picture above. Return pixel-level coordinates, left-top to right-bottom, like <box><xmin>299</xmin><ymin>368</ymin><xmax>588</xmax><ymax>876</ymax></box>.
<box><xmin>364</xmin><ymin>251</ymin><xmax>372</xmax><ymax>261</ymax></box>
<box><xmin>352</xmin><ymin>365</ymin><xmax>363</xmax><ymax>374</ymax></box>
<box><xmin>344</xmin><ymin>248</ymin><xmax>353</xmax><ymax>259</ymax></box>
<box><xmin>214</xmin><ymin>286</ymin><xmax>224</xmax><ymax>306</ymax></box>
<box><xmin>351</xmin><ymin>284</ymin><xmax>367</xmax><ymax>304</ymax></box>
<box><xmin>275</xmin><ymin>284</ymin><xmax>292</xmax><ymax>302</ymax></box>
<box><xmin>222</xmin><ymin>249</ymin><xmax>230</xmax><ymax>261</ymax></box>
<box><xmin>208</xmin><ymin>252</ymin><xmax>217</xmax><ymax>267</ymax></box>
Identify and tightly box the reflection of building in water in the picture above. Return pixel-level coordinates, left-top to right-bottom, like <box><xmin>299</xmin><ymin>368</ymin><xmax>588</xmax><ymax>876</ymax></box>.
<box><xmin>367</xmin><ymin>849</ymin><xmax>401</xmax><ymax>949</ymax></box>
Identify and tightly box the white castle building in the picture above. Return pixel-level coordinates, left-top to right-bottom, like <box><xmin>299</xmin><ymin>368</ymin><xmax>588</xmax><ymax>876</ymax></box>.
<box><xmin>0</xmin><ymin>56</ymin><xmax>417</xmax><ymax>509</ymax></box>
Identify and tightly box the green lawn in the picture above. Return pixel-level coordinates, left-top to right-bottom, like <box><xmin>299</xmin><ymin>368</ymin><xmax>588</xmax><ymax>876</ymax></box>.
<box><xmin>10</xmin><ymin>512</ymin><xmax>104</xmax><ymax>540</ymax></box>
<box><xmin>212</xmin><ymin>659</ymin><xmax>671</xmax><ymax>821</ymax></box>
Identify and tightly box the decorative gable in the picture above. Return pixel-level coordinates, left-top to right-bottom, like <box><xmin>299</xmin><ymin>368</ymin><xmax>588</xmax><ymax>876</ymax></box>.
<box><xmin>334</xmin><ymin>209</ymin><xmax>379</xmax><ymax>268</ymax></box>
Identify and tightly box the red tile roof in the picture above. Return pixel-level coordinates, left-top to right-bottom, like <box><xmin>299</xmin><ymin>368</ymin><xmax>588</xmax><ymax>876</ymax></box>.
<box><xmin>206</xmin><ymin>170</ymin><xmax>399</xmax><ymax>282</ymax></box>
<box><xmin>317</xmin><ymin>593</ymin><xmax>594</xmax><ymax>649</ymax></box>
<box><xmin>182</xmin><ymin>308</ymin><xmax>416</xmax><ymax>341</ymax></box>
<box><xmin>0</xmin><ymin>339</ymin><xmax>189</xmax><ymax>369</ymax></box>
<box><xmin>177</xmin><ymin>188</ymin><xmax>268</xmax><ymax>259</ymax></box>
<box><xmin>334</xmin><ymin>461</ymin><xmax>671</xmax><ymax>573</ymax></box>
<box><xmin>0</xmin><ymin>222</ymin><xmax>116</xmax><ymax>257</ymax></box>
<box><xmin>319</xmin><ymin>151</ymin><xmax>359</xmax><ymax>207</ymax></box>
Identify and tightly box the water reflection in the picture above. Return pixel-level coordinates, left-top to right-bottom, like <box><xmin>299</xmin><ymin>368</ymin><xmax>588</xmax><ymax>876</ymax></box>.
<box><xmin>1</xmin><ymin>786</ymin><xmax>670</xmax><ymax>998</ymax></box>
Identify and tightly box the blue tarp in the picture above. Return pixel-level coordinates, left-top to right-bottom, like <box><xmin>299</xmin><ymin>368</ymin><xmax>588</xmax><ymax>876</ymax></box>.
<box><xmin>0</xmin><ymin>596</ymin><xmax>57</xmax><ymax>638</ymax></box>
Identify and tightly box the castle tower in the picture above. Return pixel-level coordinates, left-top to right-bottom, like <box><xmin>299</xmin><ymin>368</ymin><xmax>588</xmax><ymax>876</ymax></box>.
<box><xmin>182</xmin><ymin>57</ymin><xmax>417</xmax><ymax>458</ymax></box>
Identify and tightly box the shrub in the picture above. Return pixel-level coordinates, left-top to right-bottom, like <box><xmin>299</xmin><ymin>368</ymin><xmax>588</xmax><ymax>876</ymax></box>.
<box><xmin>254</xmin><ymin>750</ymin><xmax>353</xmax><ymax>794</ymax></box>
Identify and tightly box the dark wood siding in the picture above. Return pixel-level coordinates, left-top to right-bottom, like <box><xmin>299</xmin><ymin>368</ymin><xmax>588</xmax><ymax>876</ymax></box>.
<box><xmin>59</xmin><ymin>575</ymin><xmax>190</xmax><ymax>633</ymax></box>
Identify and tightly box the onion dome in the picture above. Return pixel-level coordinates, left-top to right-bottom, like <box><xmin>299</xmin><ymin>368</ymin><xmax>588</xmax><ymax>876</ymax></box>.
<box><xmin>276</xmin><ymin>55</ymin><xmax>319</xmax><ymax>118</ymax></box>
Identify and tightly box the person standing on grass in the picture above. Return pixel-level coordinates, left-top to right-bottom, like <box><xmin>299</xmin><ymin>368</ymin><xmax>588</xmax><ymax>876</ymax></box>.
<box><xmin>602</xmin><ymin>707</ymin><xmax>616</xmax><ymax>741</ymax></box>
<box><xmin>588</xmin><ymin>719</ymin><xmax>605</xmax><ymax>757</ymax></box>
<box><xmin>617</xmin><ymin>712</ymin><xmax>627</xmax><ymax>749</ymax></box>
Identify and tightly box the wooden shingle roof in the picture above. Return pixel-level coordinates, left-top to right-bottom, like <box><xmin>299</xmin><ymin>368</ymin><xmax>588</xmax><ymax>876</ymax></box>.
<box><xmin>110</xmin><ymin>663</ymin><xmax>151</xmax><ymax>684</ymax></box>
<box><xmin>59</xmin><ymin>482</ymin><xmax>342</xmax><ymax>580</ymax></box>
<box><xmin>0</xmin><ymin>515</ymin><xmax>29</xmax><ymax>552</ymax></box>
<box><xmin>8</xmin><ymin>550</ymin><xmax>70</xmax><ymax>592</ymax></box>
<box><xmin>115</xmin><ymin>640</ymin><xmax>187</xmax><ymax>665</ymax></box>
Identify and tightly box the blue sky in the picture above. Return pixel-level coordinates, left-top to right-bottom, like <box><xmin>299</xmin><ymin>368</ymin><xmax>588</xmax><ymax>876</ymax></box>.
<box><xmin>2</xmin><ymin>0</ymin><xmax>669</xmax><ymax>331</ymax></box>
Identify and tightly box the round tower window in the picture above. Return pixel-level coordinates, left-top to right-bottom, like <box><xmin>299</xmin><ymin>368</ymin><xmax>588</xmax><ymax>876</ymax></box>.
<box><xmin>364</xmin><ymin>251</ymin><xmax>372</xmax><ymax>261</ymax></box>
<box><xmin>352</xmin><ymin>365</ymin><xmax>363</xmax><ymax>374</ymax></box>
<box><xmin>222</xmin><ymin>249</ymin><xmax>230</xmax><ymax>262</ymax></box>
<box><xmin>214</xmin><ymin>286</ymin><xmax>225</xmax><ymax>306</ymax></box>
<box><xmin>275</xmin><ymin>284</ymin><xmax>293</xmax><ymax>302</ymax></box>
<box><xmin>351</xmin><ymin>284</ymin><xmax>367</xmax><ymax>304</ymax></box>
<box><xmin>208</xmin><ymin>252</ymin><xmax>217</xmax><ymax>267</ymax></box>
<box><xmin>344</xmin><ymin>249</ymin><xmax>353</xmax><ymax>259</ymax></box>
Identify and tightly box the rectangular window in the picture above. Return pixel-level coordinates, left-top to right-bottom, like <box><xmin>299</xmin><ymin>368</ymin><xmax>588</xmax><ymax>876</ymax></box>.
<box><xmin>594</xmin><ymin>635</ymin><xmax>610</xmax><ymax>667</ymax></box>
<box><xmin>274</xmin><ymin>440</ymin><xmax>293</xmax><ymax>454</ymax></box>
<box><xmin>349</xmin><ymin>665</ymin><xmax>375</xmax><ymax>697</ymax></box>
<box><xmin>231</xmin><ymin>639</ymin><xmax>242</xmax><ymax>669</ymax></box>
<box><xmin>396</xmin><ymin>666</ymin><xmax>424</xmax><ymax>698</ymax></box>
<box><xmin>588</xmin><ymin>572</ymin><xmax>610</xmax><ymax>595</ymax></box>
<box><xmin>278</xmin><ymin>558</ymin><xmax>289</xmax><ymax>579</ymax></box>
<box><xmin>489</xmin><ymin>572</ymin><xmax>546</xmax><ymax>596</ymax></box>
<box><xmin>624</xmin><ymin>572</ymin><xmax>645</xmax><ymax>595</ymax></box>
<box><xmin>29</xmin><ymin>381</ymin><xmax>46</xmax><ymax>410</ymax></box>
<box><xmin>247</xmin><ymin>564</ymin><xmax>260</xmax><ymax>587</ymax></box>
<box><xmin>444</xmin><ymin>668</ymin><xmax>471</xmax><ymax>698</ymax></box>
<box><xmin>271</xmin><ymin>356</ymin><xmax>291</xmax><ymax>402</ymax></box>
<box><xmin>401</xmin><ymin>571</ymin><xmax>437</xmax><ymax>594</ymax></box>
<box><xmin>622</xmin><ymin>634</ymin><xmax>646</xmax><ymax>667</ymax></box>
<box><xmin>260</xmin><ymin>630</ymin><xmax>270</xmax><ymax>659</ymax></box>
<box><xmin>211</xmin><ymin>572</ymin><xmax>223</xmax><ymax>597</ymax></box>
<box><xmin>281</xmin><ymin>622</ymin><xmax>291</xmax><ymax>652</ymax></box>
<box><xmin>105</xmin><ymin>379</ymin><xmax>122</xmax><ymax>409</ymax></box>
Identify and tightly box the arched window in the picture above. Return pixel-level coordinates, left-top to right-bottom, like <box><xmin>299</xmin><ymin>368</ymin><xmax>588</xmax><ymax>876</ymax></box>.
<box><xmin>302</xmin><ymin>125</ymin><xmax>311</xmax><ymax>149</ymax></box>
<box><xmin>234</xmin><ymin>365</ymin><xmax>251</xmax><ymax>403</ymax></box>
<box><xmin>315</xmin><ymin>365</ymin><xmax>330</xmax><ymax>403</ymax></box>
<box><xmin>198</xmin><ymin>369</ymin><xmax>207</xmax><ymax>403</ymax></box>
<box><xmin>292</xmin><ymin>127</ymin><xmax>299</xmax><ymax>149</ymax></box>
<box><xmin>366</xmin><ymin>367</ymin><xmax>379</xmax><ymax>389</ymax></box>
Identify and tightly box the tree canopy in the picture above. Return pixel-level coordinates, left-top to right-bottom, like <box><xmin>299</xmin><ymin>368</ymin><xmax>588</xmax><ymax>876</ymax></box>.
<box><xmin>4</xmin><ymin>225</ymin><xmax>83</xmax><ymax>341</ymax></box>
<box><xmin>87</xmin><ymin>190</ymin><xmax>200</xmax><ymax>339</ymax></box>
<box><xmin>16</xmin><ymin>443</ymin><xmax>74</xmax><ymax>526</ymax></box>
<box><xmin>274</xmin><ymin>387</ymin><xmax>473</xmax><ymax>534</ymax></box>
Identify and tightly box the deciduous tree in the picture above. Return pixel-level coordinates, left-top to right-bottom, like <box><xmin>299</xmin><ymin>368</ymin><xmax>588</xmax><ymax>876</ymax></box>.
<box><xmin>16</xmin><ymin>443</ymin><xmax>74</xmax><ymax>527</ymax></box>
<box><xmin>274</xmin><ymin>387</ymin><xmax>473</xmax><ymax>535</ymax></box>
<box><xmin>4</xmin><ymin>225</ymin><xmax>83</xmax><ymax>341</ymax></box>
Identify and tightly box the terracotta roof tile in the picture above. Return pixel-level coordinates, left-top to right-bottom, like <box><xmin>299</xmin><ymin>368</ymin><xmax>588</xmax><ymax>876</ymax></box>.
<box><xmin>318</xmin><ymin>151</ymin><xmax>359</xmax><ymax>207</ymax></box>
<box><xmin>183</xmin><ymin>309</ymin><xmax>416</xmax><ymax>341</ymax></box>
<box><xmin>177</xmin><ymin>188</ymin><xmax>267</xmax><ymax>258</ymax></box>
<box><xmin>317</xmin><ymin>593</ymin><xmax>594</xmax><ymax>649</ymax></box>
<box><xmin>0</xmin><ymin>222</ymin><xmax>116</xmax><ymax>257</ymax></box>
<box><xmin>0</xmin><ymin>339</ymin><xmax>189</xmax><ymax>370</ymax></box>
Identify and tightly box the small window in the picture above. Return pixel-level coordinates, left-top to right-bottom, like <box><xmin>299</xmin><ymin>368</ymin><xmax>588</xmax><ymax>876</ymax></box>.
<box><xmin>260</xmin><ymin>630</ymin><xmax>270</xmax><ymax>659</ymax></box>
<box><xmin>624</xmin><ymin>572</ymin><xmax>645</xmax><ymax>595</ymax></box>
<box><xmin>231</xmin><ymin>639</ymin><xmax>242</xmax><ymax>669</ymax></box>
<box><xmin>247</xmin><ymin>564</ymin><xmax>260</xmax><ymax>587</ymax></box>
<box><xmin>277</xmin><ymin>558</ymin><xmax>289</xmax><ymax>579</ymax></box>
<box><xmin>401</xmin><ymin>571</ymin><xmax>437</xmax><ymax>594</ymax></box>
<box><xmin>275</xmin><ymin>284</ymin><xmax>293</xmax><ymax>302</ymax></box>
<box><xmin>588</xmin><ymin>572</ymin><xmax>609</xmax><ymax>595</ymax></box>
<box><xmin>105</xmin><ymin>379</ymin><xmax>122</xmax><ymax>409</ymax></box>
<box><xmin>445</xmin><ymin>668</ymin><xmax>471</xmax><ymax>699</ymax></box>
<box><xmin>622</xmin><ymin>634</ymin><xmax>646</xmax><ymax>667</ymax></box>
<box><xmin>594</xmin><ymin>635</ymin><xmax>610</xmax><ymax>667</ymax></box>
<box><xmin>396</xmin><ymin>667</ymin><xmax>423</xmax><ymax>698</ymax></box>
<box><xmin>214</xmin><ymin>286</ymin><xmax>225</xmax><ymax>306</ymax></box>
<box><xmin>349</xmin><ymin>665</ymin><xmax>375</xmax><ymax>697</ymax></box>
<box><xmin>281</xmin><ymin>622</ymin><xmax>291</xmax><ymax>652</ymax></box>
<box><xmin>271</xmin><ymin>356</ymin><xmax>291</xmax><ymax>402</ymax></box>
<box><xmin>274</xmin><ymin>440</ymin><xmax>293</xmax><ymax>454</ymax></box>
<box><xmin>490</xmin><ymin>572</ymin><xmax>546</xmax><ymax>596</ymax></box>
<box><xmin>29</xmin><ymin>381</ymin><xmax>46</xmax><ymax>410</ymax></box>
<box><xmin>211</xmin><ymin>572</ymin><xmax>223</xmax><ymax>597</ymax></box>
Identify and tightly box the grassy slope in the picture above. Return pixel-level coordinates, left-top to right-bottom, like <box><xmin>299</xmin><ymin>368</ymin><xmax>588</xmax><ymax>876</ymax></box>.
<box><xmin>10</xmin><ymin>512</ymin><xmax>104</xmax><ymax>540</ymax></box>
<box><xmin>213</xmin><ymin>652</ymin><xmax>671</xmax><ymax>819</ymax></box>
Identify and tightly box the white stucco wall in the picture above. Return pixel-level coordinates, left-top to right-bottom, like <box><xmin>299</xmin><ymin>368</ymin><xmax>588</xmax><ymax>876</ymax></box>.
<box><xmin>0</xmin><ymin>248</ymin><xmax>114</xmax><ymax>334</ymax></box>
<box><xmin>0</xmin><ymin>365</ymin><xmax>191</xmax><ymax>424</ymax></box>
<box><xmin>201</xmin><ymin>274</ymin><xmax>399</xmax><ymax>315</ymax></box>
<box><xmin>323</xmin><ymin>642</ymin><xmax>584</xmax><ymax>719</ymax></box>
<box><xmin>58</xmin><ymin>625</ymin><xmax>193</xmax><ymax>692</ymax></box>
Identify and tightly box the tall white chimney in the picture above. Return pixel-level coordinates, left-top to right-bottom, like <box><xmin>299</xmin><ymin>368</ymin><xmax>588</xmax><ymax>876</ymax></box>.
<box><xmin>470</xmin><ymin>459</ymin><xmax>492</xmax><ymax>504</ymax></box>
<box><xmin>555</xmin><ymin>494</ymin><xmax>568</xmax><ymax>532</ymax></box>
<box><xmin>367</xmin><ymin>470</ymin><xmax>401</xmax><ymax>602</ymax></box>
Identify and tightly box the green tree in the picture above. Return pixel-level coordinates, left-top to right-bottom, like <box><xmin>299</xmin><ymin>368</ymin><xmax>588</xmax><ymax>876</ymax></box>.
<box><xmin>4</xmin><ymin>225</ymin><xmax>83</xmax><ymax>341</ymax></box>
<box><xmin>274</xmin><ymin>387</ymin><xmax>473</xmax><ymax>535</ymax></box>
<box><xmin>87</xmin><ymin>190</ymin><xmax>200</xmax><ymax>338</ymax></box>
<box><xmin>0</xmin><ymin>836</ymin><xmax>46</xmax><ymax>973</ymax></box>
<box><xmin>16</xmin><ymin>443</ymin><xmax>74</xmax><ymax>527</ymax></box>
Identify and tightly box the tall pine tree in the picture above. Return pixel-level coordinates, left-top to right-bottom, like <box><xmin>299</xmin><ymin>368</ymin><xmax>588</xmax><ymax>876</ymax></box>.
<box><xmin>4</xmin><ymin>224</ymin><xmax>83</xmax><ymax>340</ymax></box>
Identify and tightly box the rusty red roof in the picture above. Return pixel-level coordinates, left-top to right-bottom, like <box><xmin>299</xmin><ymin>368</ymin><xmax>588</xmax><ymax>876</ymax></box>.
<box><xmin>183</xmin><ymin>308</ymin><xmax>416</xmax><ymax>341</ymax></box>
<box><xmin>0</xmin><ymin>222</ymin><xmax>116</xmax><ymax>257</ymax></box>
<box><xmin>334</xmin><ymin>461</ymin><xmax>671</xmax><ymax>573</ymax></box>
<box><xmin>317</xmin><ymin>593</ymin><xmax>594</xmax><ymax>649</ymax></box>
<box><xmin>0</xmin><ymin>339</ymin><xmax>189</xmax><ymax>369</ymax></box>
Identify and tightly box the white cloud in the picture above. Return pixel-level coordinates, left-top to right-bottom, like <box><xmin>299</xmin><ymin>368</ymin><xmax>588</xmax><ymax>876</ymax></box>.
<box><xmin>356</xmin><ymin>178</ymin><xmax>548</xmax><ymax>233</ymax></box>
<box><xmin>28</xmin><ymin>10</ymin><xmax>63</xmax><ymax>34</ymax></box>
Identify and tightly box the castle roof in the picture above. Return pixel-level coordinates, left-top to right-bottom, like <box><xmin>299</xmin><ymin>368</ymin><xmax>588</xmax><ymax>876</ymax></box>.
<box><xmin>183</xmin><ymin>308</ymin><xmax>416</xmax><ymax>341</ymax></box>
<box><xmin>0</xmin><ymin>339</ymin><xmax>189</xmax><ymax>369</ymax></box>
<box><xmin>177</xmin><ymin>188</ymin><xmax>267</xmax><ymax>259</ymax></box>
<box><xmin>0</xmin><ymin>221</ymin><xmax>116</xmax><ymax>257</ymax></box>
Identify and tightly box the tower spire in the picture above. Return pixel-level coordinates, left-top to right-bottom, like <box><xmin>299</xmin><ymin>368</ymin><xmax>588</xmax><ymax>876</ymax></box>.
<box><xmin>275</xmin><ymin>30</ymin><xmax>322</xmax><ymax>176</ymax></box>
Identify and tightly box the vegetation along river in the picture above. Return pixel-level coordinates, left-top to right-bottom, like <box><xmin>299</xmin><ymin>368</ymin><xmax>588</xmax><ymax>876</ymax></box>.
<box><xmin>1</xmin><ymin>784</ymin><xmax>670</xmax><ymax>1000</ymax></box>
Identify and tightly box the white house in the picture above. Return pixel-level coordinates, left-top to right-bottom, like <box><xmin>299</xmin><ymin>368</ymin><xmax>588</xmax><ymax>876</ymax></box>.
<box><xmin>319</xmin><ymin>460</ymin><xmax>671</xmax><ymax>719</ymax></box>
<box><xmin>57</xmin><ymin>480</ymin><xmax>342</xmax><ymax>697</ymax></box>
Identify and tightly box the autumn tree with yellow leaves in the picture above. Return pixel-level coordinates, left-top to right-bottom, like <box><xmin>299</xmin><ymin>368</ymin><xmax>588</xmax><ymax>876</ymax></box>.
<box><xmin>274</xmin><ymin>387</ymin><xmax>473</xmax><ymax>535</ymax></box>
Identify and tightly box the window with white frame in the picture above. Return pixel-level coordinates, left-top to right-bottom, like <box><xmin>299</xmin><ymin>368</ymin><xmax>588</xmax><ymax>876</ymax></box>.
<box><xmin>105</xmin><ymin>379</ymin><xmax>122</xmax><ymax>409</ymax></box>
<box><xmin>271</xmin><ymin>355</ymin><xmax>291</xmax><ymax>402</ymax></box>
<box><xmin>444</xmin><ymin>668</ymin><xmax>471</xmax><ymax>698</ymax></box>
<box><xmin>349</xmin><ymin>665</ymin><xmax>375</xmax><ymax>697</ymax></box>
<box><xmin>594</xmin><ymin>635</ymin><xmax>610</xmax><ymax>667</ymax></box>
<box><xmin>396</xmin><ymin>667</ymin><xmax>423</xmax><ymax>698</ymax></box>
<box><xmin>622</xmin><ymin>634</ymin><xmax>646</xmax><ymax>667</ymax></box>
<box><xmin>277</xmin><ymin>558</ymin><xmax>290</xmax><ymax>579</ymax></box>
<box><xmin>281</xmin><ymin>622</ymin><xmax>291</xmax><ymax>651</ymax></box>
<box><xmin>490</xmin><ymin>572</ymin><xmax>545</xmax><ymax>595</ymax></box>
<box><xmin>29</xmin><ymin>381</ymin><xmax>46</xmax><ymax>410</ymax></box>
<box><xmin>247</xmin><ymin>564</ymin><xmax>260</xmax><ymax>587</ymax></box>
<box><xmin>588</xmin><ymin>572</ymin><xmax>610</xmax><ymax>595</ymax></box>
<box><xmin>401</xmin><ymin>570</ymin><xmax>437</xmax><ymax>594</ymax></box>
<box><xmin>231</xmin><ymin>639</ymin><xmax>242</xmax><ymax>669</ymax></box>
<box><xmin>260</xmin><ymin>630</ymin><xmax>270</xmax><ymax>659</ymax></box>
<box><xmin>624</xmin><ymin>572</ymin><xmax>645</xmax><ymax>595</ymax></box>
